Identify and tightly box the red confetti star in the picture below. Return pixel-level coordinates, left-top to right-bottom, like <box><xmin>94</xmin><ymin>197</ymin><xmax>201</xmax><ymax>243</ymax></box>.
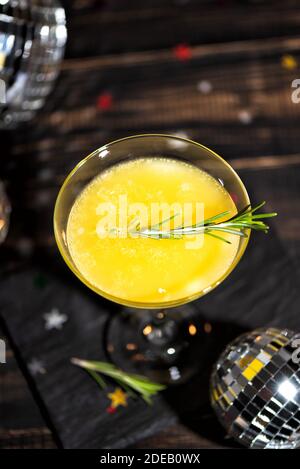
<box><xmin>173</xmin><ymin>43</ymin><xmax>192</xmax><ymax>62</ymax></box>
<box><xmin>106</xmin><ymin>405</ymin><xmax>117</xmax><ymax>414</ymax></box>
<box><xmin>97</xmin><ymin>92</ymin><xmax>113</xmax><ymax>110</ymax></box>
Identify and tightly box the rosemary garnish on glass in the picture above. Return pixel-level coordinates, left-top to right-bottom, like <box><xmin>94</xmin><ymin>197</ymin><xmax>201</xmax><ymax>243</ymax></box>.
<box><xmin>131</xmin><ymin>201</ymin><xmax>277</xmax><ymax>244</ymax></box>
<box><xmin>71</xmin><ymin>358</ymin><xmax>166</xmax><ymax>404</ymax></box>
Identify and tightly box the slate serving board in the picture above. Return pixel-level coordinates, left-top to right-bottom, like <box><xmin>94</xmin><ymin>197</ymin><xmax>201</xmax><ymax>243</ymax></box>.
<box><xmin>0</xmin><ymin>267</ymin><xmax>177</xmax><ymax>449</ymax></box>
<box><xmin>0</xmin><ymin>214</ymin><xmax>299</xmax><ymax>448</ymax></box>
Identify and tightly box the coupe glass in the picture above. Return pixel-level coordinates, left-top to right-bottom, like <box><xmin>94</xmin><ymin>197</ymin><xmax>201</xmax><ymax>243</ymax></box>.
<box><xmin>54</xmin><ymin>135</ymin><xmax>250</xmax><ymax>384</ymax></box>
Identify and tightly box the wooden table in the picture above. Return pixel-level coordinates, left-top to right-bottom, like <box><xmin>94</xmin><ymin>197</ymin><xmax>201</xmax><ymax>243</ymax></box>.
<box><xmin>1</xmin><ymin>0</ymin><xmax>300</xmax><ymax>448</ymax></box>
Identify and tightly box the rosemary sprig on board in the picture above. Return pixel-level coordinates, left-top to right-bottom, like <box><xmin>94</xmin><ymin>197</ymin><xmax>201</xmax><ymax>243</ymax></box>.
<box><xmin>131</xmin><ymin>201</ymin><xmax>277</xmax><ymax>244</ymax></box>
<box><xmin>71</xmin><ymin>358</ymin><xmax>166</xmax><ymax>404</ymax></box>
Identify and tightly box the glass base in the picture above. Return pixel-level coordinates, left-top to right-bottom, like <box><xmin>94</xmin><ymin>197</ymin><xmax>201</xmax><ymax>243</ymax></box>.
<box><xmin>106</xmin><ymin>304</ymin><xmax>213</xmax><ymax>385</ymax></box>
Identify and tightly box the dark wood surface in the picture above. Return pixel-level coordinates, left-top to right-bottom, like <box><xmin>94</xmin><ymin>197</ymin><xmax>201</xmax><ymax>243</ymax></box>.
<box><xmin>1</xmin><ymin>0</ymin><xmax>300</xmax><ymax>449</ymax></box>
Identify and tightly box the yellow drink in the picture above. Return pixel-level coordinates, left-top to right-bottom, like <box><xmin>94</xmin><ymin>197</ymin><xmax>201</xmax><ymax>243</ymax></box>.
<box><xmin>67</xmin><ymin>157</ymin><xmax>239</xmax><ymax>306</ymax></box>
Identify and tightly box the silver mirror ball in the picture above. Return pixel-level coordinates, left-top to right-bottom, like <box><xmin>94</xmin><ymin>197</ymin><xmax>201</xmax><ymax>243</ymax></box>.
<box><xmin>210</xmin><ymin>327</ymin><xmax>300</xmax><ymax>449</ymax></box>
<box><xmin>0</xmin><ymin>0</ymin><xmax>67</xmax><ymax>128</ymax></box>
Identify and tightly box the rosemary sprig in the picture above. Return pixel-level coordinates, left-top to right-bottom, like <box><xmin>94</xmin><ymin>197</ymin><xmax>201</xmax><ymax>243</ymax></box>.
<box><xmin>132</xmin><ymin>201</ymin><xmax>277</xmax><ymax>244</ymax></box>
<box><xmin>71</xmin><ymin>358</ymin><xmax>166</xmax><ymax>404</ymax></box>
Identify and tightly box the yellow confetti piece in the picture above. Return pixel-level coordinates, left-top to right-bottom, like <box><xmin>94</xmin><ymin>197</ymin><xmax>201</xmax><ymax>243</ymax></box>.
<box><xmin>281</xmin><ymin>54</ymin><xmax>298</xmax><ymax>70</ymax></box>
<box><xmin>107</xmin><ymin>387</ymin><xmax>128</xmax><ymax>408</ymax></box>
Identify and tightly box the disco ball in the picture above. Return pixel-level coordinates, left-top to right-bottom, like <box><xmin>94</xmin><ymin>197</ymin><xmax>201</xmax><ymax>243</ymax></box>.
<box><xmin>0</xmin><ymin>0</ymin><xmax>67</xmax><ymax>128</ymax></box>
<box><xmin>0</xmin><ymin>182</ymin><xmax>10</xmax><ymax>243</ymax></box>
<box><xmin>210</xmin><ymin>327</ymin><xmax>300</xmax><ymax>449</ymax></box>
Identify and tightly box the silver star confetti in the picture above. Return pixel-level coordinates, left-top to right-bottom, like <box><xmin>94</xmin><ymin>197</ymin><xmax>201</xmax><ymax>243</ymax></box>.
<box><xmin>238</xmin><ymin>109</ymin><xmax>253</xmax><ymax>125</ymax></box>
<box><xmin>197</xmin><ymin>80</ymin><xmax>212</xmax><ymax>94</ymax></box>
<box><xmin>169</xmin><ymin>131</ymin><xmax>190</xmax><ymax>149</ymax></box>
<box><xmin>44</xmin><ymin>308</ymin><xmax>68</xmax><ymax>330</ymax></box>
<box><xmin>28</xmin><ymin>358</ymin><xmax>46</xmax><ymax>375</ymax></box>
<box><xmin>173</xmin><ymin>130</ymin><xmax>189</xmax><ymax>139</ymax></box>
